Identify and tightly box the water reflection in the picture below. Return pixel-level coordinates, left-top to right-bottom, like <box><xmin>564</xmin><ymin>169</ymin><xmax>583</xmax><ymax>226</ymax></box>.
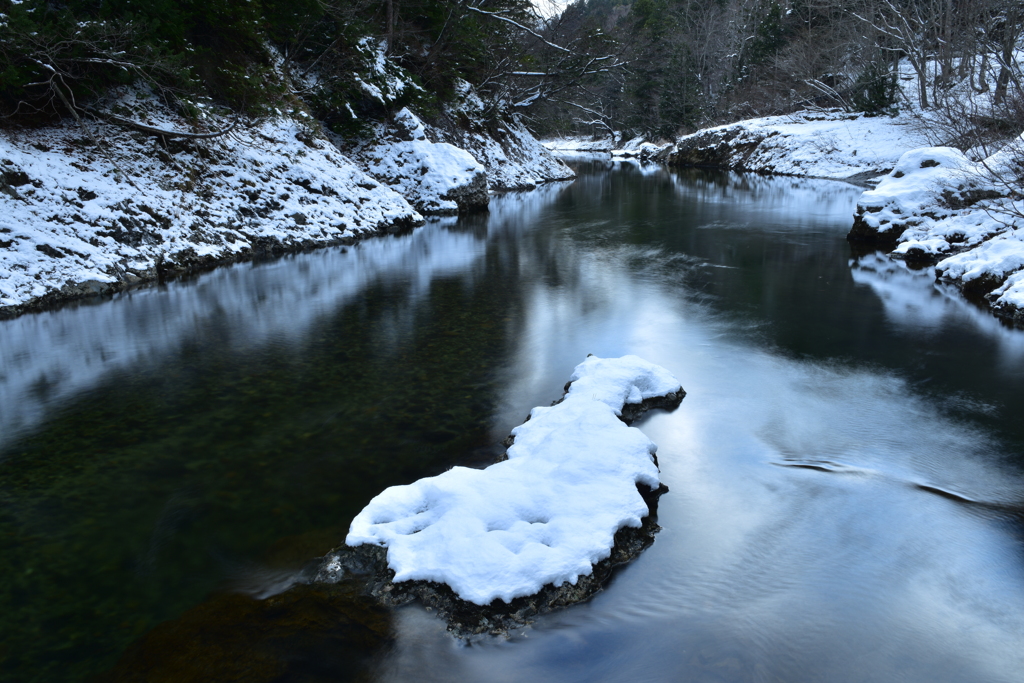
<box><xmin>0</xmin><ymin>184</ymin><xmax>570</xmax><ymax>449</ymax></box>
<box><xmin>376</xmin><ymin>209</ymin><xmax>1024</xmax><ymax>683</ymax></box>
<box><xmin>851</xmin><ymin>252</ymin><xmax>1024</xmax><ymax>362</ymax></box>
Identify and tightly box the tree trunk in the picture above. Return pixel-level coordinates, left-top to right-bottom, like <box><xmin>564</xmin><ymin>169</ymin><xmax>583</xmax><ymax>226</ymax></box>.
<box><xmin>386</xmin><ymin>0</ymin><xmax>395</xmax><ymax>53</ymax></box>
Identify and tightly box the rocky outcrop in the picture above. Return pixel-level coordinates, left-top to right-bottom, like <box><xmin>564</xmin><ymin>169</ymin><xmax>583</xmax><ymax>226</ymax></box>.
<box><xmin>845</xmin><ymin>143</ymin><xmax>1024</xmax><ymax>327</ymax></box>
<box><xmin>428</xmin><ymin>82</ymin><xmax>576</xmax><ymax>191</ymax></box>
<box><xmin>668</xmin><ymin>125</ymin><xmax>771</xmax><ymax>170</ymax></box>
<box><xmin>313</xmin><ymin>508</ymin><xmax>665</xmax><ymax>638</ymax></box>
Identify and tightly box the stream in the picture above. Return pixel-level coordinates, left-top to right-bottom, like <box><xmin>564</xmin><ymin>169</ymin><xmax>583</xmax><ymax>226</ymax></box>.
<box><xmin>2</xmin><ymin>162</ymin><xmax>1024</xmax><ymax>682</ymax></box>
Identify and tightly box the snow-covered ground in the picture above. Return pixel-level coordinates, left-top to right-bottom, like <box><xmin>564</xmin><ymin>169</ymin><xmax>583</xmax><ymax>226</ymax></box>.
<box><xmin>342</xmin><ymin>108</ymin><xmax>488</xmax><ymax>214</ymax></box>
<box><xmin>345</xmin><ymin>355</ymin><xmax>682</xmax><ymax>605</ymax></box>
<box><xmin>0</xmin><ymin>112</ymin><xmax>422</xmax><ymax>316</ymax></box>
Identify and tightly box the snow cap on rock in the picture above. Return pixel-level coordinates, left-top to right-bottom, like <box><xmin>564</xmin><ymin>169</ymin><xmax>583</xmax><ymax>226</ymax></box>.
<box><xmin>346</xmin><ymin>355</ymin><xmax>682</xmax><ymax>605</ymax></box>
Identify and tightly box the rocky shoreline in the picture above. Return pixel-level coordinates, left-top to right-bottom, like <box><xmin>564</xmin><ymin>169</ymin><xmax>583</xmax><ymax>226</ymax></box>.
<box><xmin>844</xmin><ymin>144</ymin><xmax>1024</xmax><ymax>328</ymax></box>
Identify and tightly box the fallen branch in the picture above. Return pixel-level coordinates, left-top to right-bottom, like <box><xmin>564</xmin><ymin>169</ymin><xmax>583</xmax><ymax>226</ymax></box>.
<box><xmin>85</xmin><ymin>108</ymin><xmax>241</xmax><ymax>139</ymax></box>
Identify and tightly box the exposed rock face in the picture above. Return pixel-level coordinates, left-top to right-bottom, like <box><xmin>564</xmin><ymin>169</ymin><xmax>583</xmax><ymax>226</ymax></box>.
<box><xmin>312</xmin><ymin>383</ymin><xmax>684</xmax><ymax>638</ymax></box>
<box><xmin>668</xmin><ymin>125</ymin><xmax>771</xmax><ymax>171</ymax></box>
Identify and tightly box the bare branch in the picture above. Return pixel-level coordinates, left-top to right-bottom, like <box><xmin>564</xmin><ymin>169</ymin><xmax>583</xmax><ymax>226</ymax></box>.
<box><xmin>466</xmin><ymin>5</ymin><xmax>572</xmax><ymax>53</ymax></box>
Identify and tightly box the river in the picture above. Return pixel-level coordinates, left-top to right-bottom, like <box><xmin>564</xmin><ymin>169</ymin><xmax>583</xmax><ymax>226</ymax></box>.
<box><xmin>2</xmin><ymin>162</ymin><xmax>1023</xmax><ymax>682</ymax></box>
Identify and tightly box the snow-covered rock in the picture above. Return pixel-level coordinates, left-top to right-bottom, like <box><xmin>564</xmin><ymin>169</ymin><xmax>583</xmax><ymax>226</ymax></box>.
<box><xmin>341</xmin><ymin>108</ymin><xmax>489</xmax><ymax>214</ymax></box>
<box><xmin>339</xmin><ymin>355</ymin><xmax>684</xmax><ymax>610</ymax></box>
<box><xmin>612</xmin><ymin>138</ymin><xmax>673</xmax><ymax>161</ymax></box>
<box><xmin>847</xmin><ymin>146</ymin><xmax>991</xmax><ymax>245</ymax></box>
<box><xmin>542</xmin><ymin>137</ymin><xmax>615</xmax><ymax>156</ymax></box>
<box><xmin>428</xmin><ymin>82</ymin><xmax>575</xmax><ymax>190</ymax></box>
<box><xmin>667</xmin><ymin>111</ymin><xmax>930</xmax><ymax>182</ymax></box>
<box><xmin>846</xmin><ymin>138</ymin><xmax>1024</xmax><ymax>325</ymax></box>
<box><xmin>0</xmin><ymin>114</ymin><xmax>422</xmax><ymax>316</ymax></box>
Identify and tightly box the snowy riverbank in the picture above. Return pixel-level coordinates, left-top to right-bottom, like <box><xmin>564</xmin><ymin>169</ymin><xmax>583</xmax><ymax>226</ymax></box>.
<box><xmin>0</xmin><ymin>97</ymin><xmax>572</xmax><ymax>319</ymax></box>
<box><xmin>550</xmin><ymin>108</ymin><xmax>1024</xmax><ymax>326</ymax></box>
<box><xmin>545</xmin><ymin>111</ymin><xmax>930</xmax><ymax>181</ymax></box>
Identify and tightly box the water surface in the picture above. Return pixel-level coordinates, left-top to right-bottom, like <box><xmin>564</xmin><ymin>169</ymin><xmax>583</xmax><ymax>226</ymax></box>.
<box><xmin>2</xmin><ymin>162</ymin><xmax>1024</xmax><ymax>682</ymax></box>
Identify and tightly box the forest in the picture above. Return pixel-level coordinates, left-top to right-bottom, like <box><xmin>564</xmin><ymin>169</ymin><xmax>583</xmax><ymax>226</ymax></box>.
<box><xmin>1</xmin><ymin>0</ymin><xmax>1021</xmax><ymax>147</ymax></box>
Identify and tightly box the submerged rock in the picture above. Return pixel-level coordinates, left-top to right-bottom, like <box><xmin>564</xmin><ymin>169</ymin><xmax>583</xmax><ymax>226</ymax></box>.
<box><xmin>314</xmin><ymin>355</ymin><xmax>684</xmax><ymax>637</ymax></box>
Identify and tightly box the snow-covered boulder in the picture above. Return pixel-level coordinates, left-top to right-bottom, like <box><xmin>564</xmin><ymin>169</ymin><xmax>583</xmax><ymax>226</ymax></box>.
<box><xmin>315</xmin><ymin>355</ymin><xmax>684</xmax><ymax>635</ymax></box>
<box><xmin>343</xmin><ymin>108</ymin><xmax>488</xmax><ymax>215</ymax></box>
<box><xmin>847</xmin><ymin>147</ymin><xmax>989</xmax><ymax>246</ymax></box>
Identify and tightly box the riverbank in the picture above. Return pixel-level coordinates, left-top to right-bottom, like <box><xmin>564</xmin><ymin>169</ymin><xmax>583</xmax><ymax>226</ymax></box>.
<box><xmin>0</xmin><ymin>96</ymin><xmax>572</xmax><ymax>319</ymax></box>
<box><xmin>547</xmin><ymin>109</ymin><xmax>1024</xmax><ymax>326</ymax></box>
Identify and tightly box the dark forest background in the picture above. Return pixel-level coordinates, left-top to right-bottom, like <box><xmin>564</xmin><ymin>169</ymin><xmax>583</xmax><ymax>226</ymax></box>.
<box><xmin>1</xmin><ymin>0</ymin><xmax>1022</xmax><ymax>146</ymax></box>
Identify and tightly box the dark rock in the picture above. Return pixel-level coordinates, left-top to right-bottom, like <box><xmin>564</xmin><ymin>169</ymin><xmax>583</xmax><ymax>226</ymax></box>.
<box><xmin>940</xmin><ymin>187</ymin><xmax>1003</xmax><ymax>210</ymax></box>
<box><xmin>847</xmin><ymin>209</ymin><xmax>901</xmax><ymax>246</ymax></box>
<box><xmin>668</xmin><ymin>127</ymin><xmax>767</xmax><ymax>170</ymax></box>
<box><xmin>441</xmin><ymin>172</ymin><xmax>489</xmax><ymax>214</ymax></box>
<box><xmin>2</xmin><ymin>168</ymin><xmax>31</xmax><ymax>187</ymax></box>
<box><xmin>895</xmin><ymin>246</ymin><xmax>941</xmax><ymax>266</ymax></box>
<box><xmin>35</xmin><ymin>244</ymin><xmax>65</xmax><ymax>259</ymax></box>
